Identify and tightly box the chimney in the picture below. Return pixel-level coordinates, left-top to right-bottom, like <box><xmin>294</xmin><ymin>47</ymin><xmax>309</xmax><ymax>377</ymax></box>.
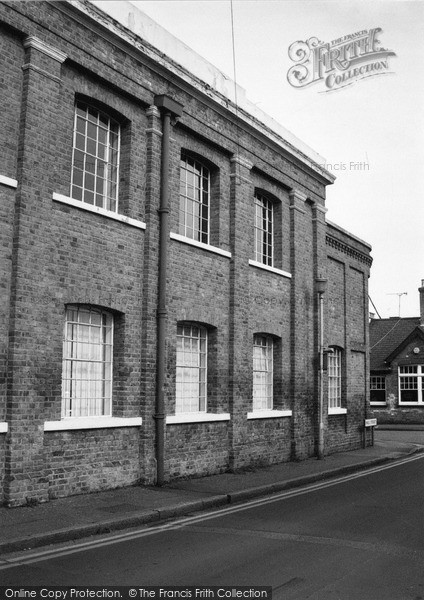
<box><xmin>419</xmin><ymin>279</ymin><xmax>424</xmax><ymax>326</ymax></box>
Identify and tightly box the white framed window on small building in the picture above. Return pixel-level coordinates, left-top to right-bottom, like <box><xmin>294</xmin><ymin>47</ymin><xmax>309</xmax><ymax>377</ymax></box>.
<box><xmin>62</xmin><ymin>306</ymin><xmax>113</xmax><ymax>418</ymax></box>
<box><xmin>179</xmin><ymin>154</ymin><xmax>210</xmax><ymax>244</ymax></box>
<box><xmin>254</xmin><ymin>192</ymin><xmax>274</xmax><ymax>267</ymax></box>
<box><xmin>253</xmin><ymin>335</ymin><xmax>274</xmax><ymax>410</ymax></box>
<box><xmin>328</xmin><ymin>347</ymin><xmax>342</xmax><ymax>410</ymax></box>
<box><xmin>370</xmin><ymin>375</ymin><xmax>386</xmax><ymax>404</ymax></box>
<box><xmin>399</xmin><ymin>365</ymin><xmax>424</xmax><ymax>404</ymax></box>
<box><xmin>71</xmin><ymin>101</ymin><xmax>120</xmax><ymax>212</ymax></box>
<box><xmin>176</xmin><ymin>323</ymin><xmax>207</xmax><ymax>413</ymax></box>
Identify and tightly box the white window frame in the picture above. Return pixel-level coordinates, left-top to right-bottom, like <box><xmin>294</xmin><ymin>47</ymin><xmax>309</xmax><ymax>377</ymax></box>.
<box><xmin>328</xmin><ymin>348</ymin><xmax>342</xmax><ymax>411</ymax></box>
<box><xmin>176</xmin><ymin>323</ymin><xmax>208</xmax><ymax>414</ymax></box>
<box><xmin>398</xmin><ymin>365</ymin><xmax>424</xmax><ymax>405</ymax></box>
<box><xmin>71</xmin><ymin>101</ymin><xmax>121</xmax><ymax>213</ymax></box>
<box><xmin>370</xmin><ymin>375</ymin><xmax>386</xmax><ymax>405</ymax></box>
<box><xmin>253</xmin><ymin>335</ymin><xmax>274</xmax><ymax>411</ymax></box>
<box><xmin>62</xmin><ymin>306</ymin><xmax>113</xmax><ymax>418</ymax></box>
<box><xmin>254</xmin><ymin>192</ymin><xmax>274</xmax><ymax>267</ymax></box>
<box><xmin>179</xmin><ymin>155</ymin><xmax>210</xmax><ymax>244</ymax></box>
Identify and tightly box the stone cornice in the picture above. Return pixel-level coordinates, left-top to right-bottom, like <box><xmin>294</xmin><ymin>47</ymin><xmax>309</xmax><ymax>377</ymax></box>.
<box><xmin>326</xmin><ymin>234</ymin><xmax>373</xmax><ymax>267</ymax></box>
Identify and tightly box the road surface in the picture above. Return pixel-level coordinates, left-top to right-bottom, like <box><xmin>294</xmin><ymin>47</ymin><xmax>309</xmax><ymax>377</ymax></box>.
<box><xmin>1</xmin><ymin>454</ymin><xmax>423</xmax><ymax>599</ymax></box>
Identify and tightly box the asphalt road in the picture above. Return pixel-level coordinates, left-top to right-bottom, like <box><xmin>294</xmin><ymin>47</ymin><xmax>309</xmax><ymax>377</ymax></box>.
<box><xmin>376</xmin><ymin>428</ymin><xmax>424</xmax><ymax>446</ymax></box>
<box><xmin>1</xmin><ymin>454</ymin><xmax>423</xmax><ymax>600</ymax></box>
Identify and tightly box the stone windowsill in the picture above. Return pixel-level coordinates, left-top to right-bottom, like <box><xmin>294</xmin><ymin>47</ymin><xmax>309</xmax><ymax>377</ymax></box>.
<box><xmin>248</xmin><ymin>260</ymin><xmax>292</xmax><ymax>279</ymax></box>
<box><xmin>170</xmin><ymin>232</ymin><xmax>231</xmax><ymax>258</ymax></box>
<box><xmin>247</xmin><ymin>409</ymin><xmax>292</xmax><ymax>420</ymax></box>
<box><xmin>44</xmin><ymin>417</ymin><xmax>142</xmax><ymax>431</ymax></box>
<box><xmin>53</xmin><ymin>193</ymin><xmax>146</xmax><ymax>230</ymax></box>
<box><xmin>166</xmin><ymin>413</ymin><xmax>230</xmax><ymax>424</ymax></box>
<box><xmin>0</xmin><ymin>174</ymin><xmax>18</xmax><ymax>189</ymax></box>
<box><xmin>328</xmin><ymin>407</ymin><xmax>348</xmax><ymax>415</ymax></box>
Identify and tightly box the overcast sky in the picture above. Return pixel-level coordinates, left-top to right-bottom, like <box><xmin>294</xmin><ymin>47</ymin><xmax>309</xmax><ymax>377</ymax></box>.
<box><xmin>127</xmin><ymin>0</ymin><xmax>424</xmax><ymax>318</ymax></box>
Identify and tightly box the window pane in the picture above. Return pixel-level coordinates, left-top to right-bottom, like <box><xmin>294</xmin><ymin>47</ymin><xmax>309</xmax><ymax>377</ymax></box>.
<box><xmin>72</xmin><ymin>168</ymin><xmax>83</xmax><ymax>189</ymax></box>
<box><xmin>83</xmin><ymin>190</ymin><xmax>94</xmax><ymax>205</ymax></box>
<box><xmin>86</xmin><ymin>138</ymin><xmax>96</xmax><ymax>156</ymax></box>
<box><xmin>370</xmin><ymin>376</ymin><xmax>386</xmax><ymax>403</ymax></box>
<box><xmin>87</xmin><ymin>121</ymin><xmax>97</xmax><ymax>141</ymax></box>
<box><xmin>85</xmin><ymin>173</ymin><xmax>95</xmax><ymax>191</ymax></box>
<box><xmin>75</xmin><ymin>133</ymin><xmax>85</xmax><ymax>151</ymax></box>
<box><xmin>399</xmin><ymin>366</ymin><xmax>423</xmax><ymax>403</ymax></box>
<box><xmin>400</xmin><ymin>389</ymin><xmax>418</xmax><ymax>402</ymax></box>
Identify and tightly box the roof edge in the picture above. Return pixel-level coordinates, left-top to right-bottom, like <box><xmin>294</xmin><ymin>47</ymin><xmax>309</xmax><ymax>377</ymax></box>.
<box><xmin>326</xmin><ymin>219</ymin><xmax>372</xmax><ymax>251</ymax></box>
<box><xmin>65</xmin><ymin>0</ymin><xmax>335</xmax><ymax>183</ymax></box>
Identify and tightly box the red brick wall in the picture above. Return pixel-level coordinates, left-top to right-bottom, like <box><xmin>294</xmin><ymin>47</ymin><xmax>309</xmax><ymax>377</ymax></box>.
<box><xmin>326</xmin><ymin>224</ymin><xmax>372</xmax><ymax>453</ymax></box>
<box><xmin>0</xmin><ymin>1</ymin><xmax>372</xmax><ymax>504</ymax></box>
<box><xmin>44</xmin><ymin>429</ymin><xmax>141</xmax><ymax>499</ymax></box>
<box><xmin>0</xmin><ymin>23</ymin><xmax>24</xmax><ymax>491</ymax></box>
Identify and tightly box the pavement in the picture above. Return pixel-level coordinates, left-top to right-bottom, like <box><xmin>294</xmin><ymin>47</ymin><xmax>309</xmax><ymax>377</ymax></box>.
<box><xmin>1</xmin><ymin>431</ymin><xmax>423</xmax><ymax>556</ymax></box>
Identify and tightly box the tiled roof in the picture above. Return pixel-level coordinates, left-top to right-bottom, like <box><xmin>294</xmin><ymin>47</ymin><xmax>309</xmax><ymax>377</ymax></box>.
<box><xmin>369</xmin><ymin>317</ymin><xmax>421</xmax><ymax>370</ymax></box>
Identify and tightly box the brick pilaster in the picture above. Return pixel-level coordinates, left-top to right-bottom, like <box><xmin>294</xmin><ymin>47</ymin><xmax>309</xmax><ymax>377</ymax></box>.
<box><xmin>5</xmin><ymin>37</ymin><xmax>67</xmax><ymax>506</ymax></box>
<box><xmin>289</xmin><ymin>189</ymin><xmax>316</xmax><ymax>460</ymax></box>
<box><xmin>312</xmin><ymin>201</ymin><xmax>329</xmax><ymax>454</ymax></box>
<box><xmin>140</xmin><ymin>105</ymin><xmax>163</xmax><ymax>483</ymax></box>
<box><xmin>228</xmin><ymin>154</ymin><xmax>253</xmax><ymax>470</ymax></box>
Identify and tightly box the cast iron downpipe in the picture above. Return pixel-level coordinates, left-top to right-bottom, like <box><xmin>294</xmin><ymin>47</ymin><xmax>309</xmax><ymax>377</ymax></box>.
<box><xmin>316</xmin><ymin>277</ymin><xmax>327</xmax><ymax>460</ymax></box>
<box><xmin>153</xmin><ymin>95</ymin><xmax>183</xmax><ymax>486</ymax></box>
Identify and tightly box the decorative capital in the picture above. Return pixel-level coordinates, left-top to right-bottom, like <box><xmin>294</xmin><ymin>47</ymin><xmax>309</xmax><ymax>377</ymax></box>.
<box><xmin>146</xmin><ymin>105</ymin><xmax>161</xmax><ymax>118</ymax></box>
<box><xmin>23</xmin><ymin>36</ymin><xmax>67</xmax><ymax>63</ymax></box>
<box><xmin>230</xmin><ymin>154</ymin><xmax>253</xmax><ymax>171</ymax></box>
<box><xmin>289</xmin><ymin>189</ymin><xmax>308</xmax><ymax>204</ymax></box>
<box><xmin>313</xmin><ymin>203</ymin><xmax>328</xmax><ymax>214</ymax></box>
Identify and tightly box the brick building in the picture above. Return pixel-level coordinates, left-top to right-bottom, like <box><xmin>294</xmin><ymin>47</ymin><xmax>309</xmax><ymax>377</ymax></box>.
<box><xmin>370</xmin><ymin>282</ymin><xmax>424</xmax><ymax>425</ymax></box>
<box><xmin>0</xmin><ymin>0</ymin><xmax>372</xmax><ymax>506</ymax></box>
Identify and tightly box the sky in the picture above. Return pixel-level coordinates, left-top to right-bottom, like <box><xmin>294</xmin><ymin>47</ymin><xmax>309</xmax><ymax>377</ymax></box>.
<box><xmin>124</xmin><ymin>0</ymin><xmax>424</xmax><ymax>318</ymax></box>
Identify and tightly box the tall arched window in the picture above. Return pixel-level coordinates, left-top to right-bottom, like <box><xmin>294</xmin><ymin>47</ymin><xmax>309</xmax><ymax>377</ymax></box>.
<box><xmin>253</xmin><ymin>334</ymin><xmax>274</xmax><ymax>410</ymax></box>
<box><xmin>328</xmin><ymin>347</ymin><xmax>342</xmax><ymax>410</ymax></box>
<box><xmin>254</xmin><ymin>191</ymin><xmax>274</xmax><ymax>267</ymax></box>
<box><xmin>176</xmin><ymin>323</ymin><xmax>207</xmax><ymax>413</ymax></box>
<box><xmin>179</xmin><ymin>154</ymin><xmax>210</xmax><ymax>244</ymax></box>
<box><xmin>62</xmin><ymin>306</ymin><xmax>113</xmax><ymax>418</ymax></box>
<box><xmin>71</xmin><ymin>101</ymin><xmax>120</xmax><ymax>212</ymax></box>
